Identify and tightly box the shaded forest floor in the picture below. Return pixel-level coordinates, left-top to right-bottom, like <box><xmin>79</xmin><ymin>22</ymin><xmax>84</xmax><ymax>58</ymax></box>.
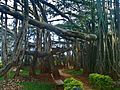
<box><xmin>0</xmin><ymin>68</ymin><xmax>93</xmax><ymax>90</ymax></box>
<box><xmin>59</xmin><ymin>69</ymin><xmax>92</xmax><ymax>90</ymax></box>
<box><xmin>0</xmin><ymin>68</ymin><xmax>120</xmax><ymax>90</ymax></box>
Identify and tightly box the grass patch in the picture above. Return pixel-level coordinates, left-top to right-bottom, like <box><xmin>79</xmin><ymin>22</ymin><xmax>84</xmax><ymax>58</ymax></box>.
<box><xmin>8</xmin><ymin>71</ymin><xmax>15</xmax><ymax>78</ymax></box>
<box><xmin>20</xmin><ymin>81</ymin><xmax>55</xmax><ymax>90</ymax></box>
<box><xmin>0</xmin><ymin>77</ymin><xmax>3</xmax><ymax>81</ymax></box>
<box><xmin>20</xmin><ymin>67</ymin><xmax>29</xmax><ymax>76</ymax></box>
<box><xmin>35</xmin><ymin>69</ymin><xmax>41</xmax><ymax>75</ymax></box>
<box><xmin>0</xmin><ymin>67</ymin><xmax>29</xmax><ymax>80</ymax></box>
<box><xmin>64</xmin><ymin>69</ymin><xmax>83</xmax><ymax>76</ymax></box>
<box><xmin>20</xmin><ymin>67</ymin><xmax>41</xmax><ymax>76</ymax></box>
<box><xmin>113</xmin><ymin>87</ymin><xmax>120</xmax><ymax>90</ymax></box>
<box><xmin>0</xmin><ymin>67</ymin><xmax>42</xmax><ymax>81</ymax></box>
<box><xmin>0</xmin><ymin>71</ymin><xmax>15</xmax><ymax>81</ymax></box>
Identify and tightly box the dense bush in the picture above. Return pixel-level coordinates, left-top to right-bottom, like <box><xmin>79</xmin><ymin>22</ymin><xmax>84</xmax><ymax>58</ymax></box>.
<box><xmin>64</xmin><ymin>77</ymin><xmax>84</xmax><ymax>90</ymax></box>
<box><xmin>89</xmin><ymin>73</ymin><xmax>114</xmax><ymax>90</ymax></box>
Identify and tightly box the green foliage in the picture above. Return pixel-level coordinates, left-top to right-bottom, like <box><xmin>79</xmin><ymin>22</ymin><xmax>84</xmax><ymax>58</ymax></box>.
<box><xmin>89</xmin><ymin>73</ymin><xmax>114</xmax><ymax>90</ymax></box>
<box><xmin>0</xmin><ymin>62</ymin><xmax>3</xmax><ymax>68</ymax></box>
<box><xmin>113</xmin><ymin>87</ymin><xmax>120</xmax><ymax>90</ymax></box>
<box><xmin>20</xmin><ymin>67</ymin><xmax>29</xmax><ymax>76</ymax></box>
<box><xmin>0</xmin><ymin>77</ymin><xmax>3</xmax><ymax>81</ymax></box>
<box><xmin>8</xmin><ymin>71</ymin><xmax>15</xmax><ymax>78</ymax></box>
<box><xmin>64</xmin><ymin>69</ymin><xmax>83</xmax><ymax>76</ymax></box>
<box><xmin>0</xmin><ymin>67</ymin><xmax>29</xmax><ymax>80</ymax></box>
<box><xmin>20</xmin><ymin>67</ymin><xmax>41</xmax><ymax>76</ymax></box>
<box><xmin>64</xmin><ymin>77</ymin><xmax>84</xmax><ymax>90</ymax></box>
<box><xmin>35</xmin><ymin>69</ymin><xmax>41</xmax><ymax>75</ymax></box>
<box><xmin>0</xmin><ymin>71</ymin><xmax>14</xmax><ymax>80</ymax></box>
<box><xmin>19</xmin><ymin>81</ymin><xmax>55</xmax><ymax>90</ymax></box>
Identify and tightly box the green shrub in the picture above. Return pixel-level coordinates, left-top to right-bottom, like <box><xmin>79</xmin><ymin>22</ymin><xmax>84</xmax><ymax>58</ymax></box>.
<box><xmin>89</xmin><ymin>73</ymin><xmax>114</xmax><ymax>90</ymax></box>
<box><xmin>64</xmin><ymin>77</ymin><xmax>84</xmax><ymax>90</ymax></box>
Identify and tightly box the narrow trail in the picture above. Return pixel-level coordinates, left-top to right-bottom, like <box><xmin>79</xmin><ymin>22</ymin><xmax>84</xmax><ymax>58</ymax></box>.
<box><xmin>59</xmin><ymin>69</ymin><xmax>92</xmax><ymax>90</ymax></box>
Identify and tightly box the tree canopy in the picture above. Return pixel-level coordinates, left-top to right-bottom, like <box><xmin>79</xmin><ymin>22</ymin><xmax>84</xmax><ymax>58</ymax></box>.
<box><xmin>0</xmin><ymin>0</ymin><xmax>120</xmax><ymax>80</ymax></box>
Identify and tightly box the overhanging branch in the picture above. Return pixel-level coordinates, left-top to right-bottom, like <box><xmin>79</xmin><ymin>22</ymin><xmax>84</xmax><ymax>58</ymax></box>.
<box><xmin>25</xmin><ymin>47</ymin><xmax>72</xmax><ymax>58</ymax></box>
<box><xmin>0</xmin><ymin>4</ymin><xmax>97</xmax><ymax>41</ymax></box>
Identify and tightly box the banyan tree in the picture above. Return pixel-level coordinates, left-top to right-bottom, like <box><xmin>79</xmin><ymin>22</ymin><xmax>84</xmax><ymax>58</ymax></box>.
<box><xmin>0</xmin><ymin>0</ymin><xmax>120</xmax><ymax>80</ymax></box>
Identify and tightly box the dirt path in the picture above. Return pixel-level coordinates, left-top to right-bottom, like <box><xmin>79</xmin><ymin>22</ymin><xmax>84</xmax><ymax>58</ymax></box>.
<box><xmin>59</xmin><ymin>69</ymin><xmax>92</xmax><ymax>90</ymax></box>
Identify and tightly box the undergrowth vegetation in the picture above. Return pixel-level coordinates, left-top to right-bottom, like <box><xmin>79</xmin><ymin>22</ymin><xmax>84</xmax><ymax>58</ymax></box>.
<box><xmin>64</xmin><ymin>69</ymin><xmax>83</xmax><ymax>76</ymax></box>
<box><xmin>0</xmin><ymin>67</ymin><xmax>29</xmax><ymax>80</ymax></box>
<box><xmin>89</xmin><ymin>73</ymin><xmax>114</xmax><ymax>90</ymax></box>
<box><xmin>64</xmin><ymin>77</ymin><xmax>84</xmax><ymax>90</ymax></box>
<box><xmin>19</xmin><ymin>81</ymin><xmax>55</xmax><ymax>90</ymax></box>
